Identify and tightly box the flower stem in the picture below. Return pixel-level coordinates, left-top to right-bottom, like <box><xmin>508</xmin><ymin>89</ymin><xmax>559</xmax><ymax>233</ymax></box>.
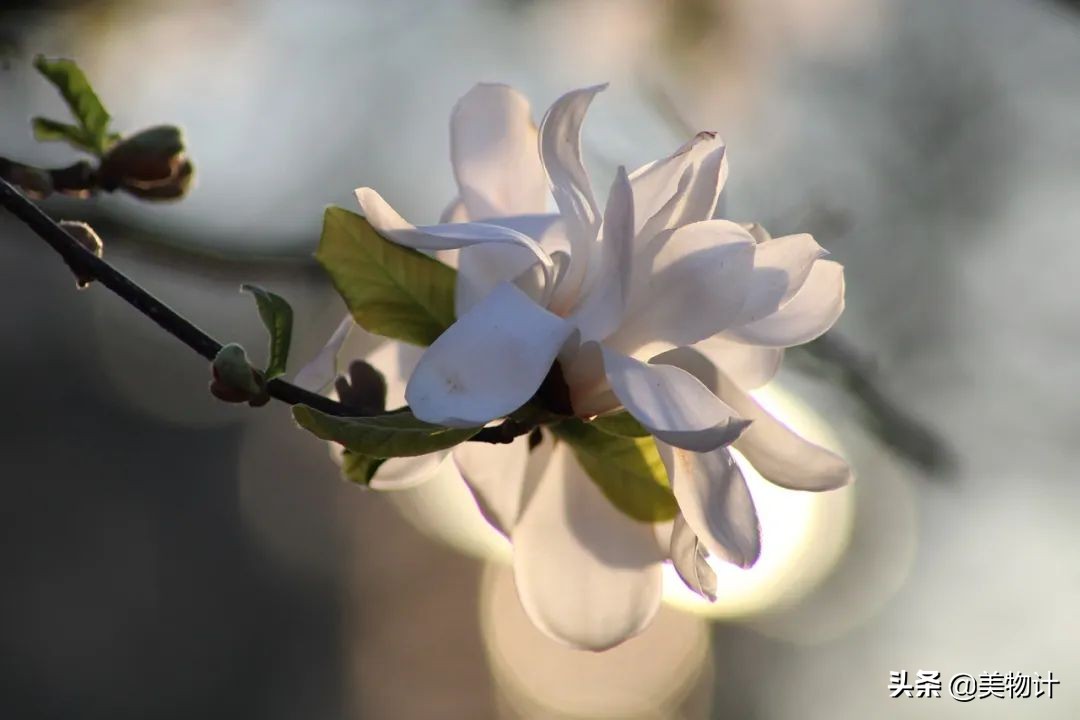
<box><xmin>0</xmin><ymin>177</ymin><xmax>524</xmax><ymax>444</ymax></box>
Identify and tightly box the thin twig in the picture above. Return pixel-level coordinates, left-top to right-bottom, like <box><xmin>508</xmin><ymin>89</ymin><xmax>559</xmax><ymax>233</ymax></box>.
<box><xmin>0</xmin><ymin>177</ymin><xmax>524</xmax><ymax>444</ymax></box>
<box><xmin>791</xmin><ymin>336</ymin><xmax>955</xmax><ymax>474</ymax></box>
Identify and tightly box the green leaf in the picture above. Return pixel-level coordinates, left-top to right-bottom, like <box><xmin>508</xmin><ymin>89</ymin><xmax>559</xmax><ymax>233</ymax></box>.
<box><xmin>553</xmin><ymin>419</ymin><xmax>677</xmax><ymax>523</ymax></box>
<box><xmin>589</xmin><ymin>410</ymin><xmax>650</xmax><ymax>438</ymax></box>
<box><xmin>316</xmin><ymin>207</ymin><xmax>456</xmax><ymax>346</ymax></box>
<box><xmin>31</xmin><ymin>116</ymin><xmax>96</xmax><ymax>153</ymax></box>
<box><xmin>33</xmin><ymin>56</ymin><xmax>112</xmax><ymax>154</ymax></box>
<box><xmin>292</xmin><ymin>405</ymin><xmax>480</xmax><ymax>457</ymax></box>
<box><xmin>241</xmin><ymin>284</ymin><xmax>293</xmax><ymax>380</ymax></box>
<box><xmin>340</xmin><ymin>451</ymin><xmax>386</xmax><ymax>486</ymax></box>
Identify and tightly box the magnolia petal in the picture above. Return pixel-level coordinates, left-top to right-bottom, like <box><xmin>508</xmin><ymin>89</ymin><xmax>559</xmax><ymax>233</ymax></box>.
<box><xmin>669</xmin><ymin>140</ymin><xmax>727</xmax><ymax>229</ymax></box>
<box><xmin>570</xmin><ymin>166</ymin><xmax>634</xmax><ymax>342</ymax></box>
<box><xmin>741</xmin><ymin>222</ymin><xmax>771</xmax><ymax>245</ymax></box>
<box><xmin>453</xmin><ymin>435</ymin><xmax>530</xmax><ymax>536</ymax></box>
<box><xmin>456</xmin><ymin>244</ymin><xmax>544</xmax><ymax>318</ymax></box>
<box><xmin>293</xmin><ymin>315</ymin><xmax>355</xmax><ymax>392</ymax></box>
<box><xmin>635</xmin><ymin>164</ymin><xmax>693</xmax><ymax>247</ymax></box>
<box><xmin>726</xmin><ymin>260</ymin><xmax>845</xmax><ymax>347</ymax></box>
<box><xmin>653</xmin><ymin>518</ymin><xmax>675</xmax><ymax>554</ymax></box>
<box><xmin>455</xmin><ymin>213</ymin><xmax>564</xmax><ymax>316</ymax></box>
<box><xmin>512</xmin><ymin>443</ymin><xmax>664</xmax><ymax>651</ymax></box>
<box><xmin>561</xmin><ymin>340</ymin><xmax>618</xmax><ymax>416</ymax></box>
<box><xmin>668</xmin><ymin>514</ymin><xmax>718</xmax><ymax>601</ymax></box>
<box><xmin>691</xmin><ymin>336</ymin><xmax>784</xmax><ymax>389</ymax></box>
<box><xmin>734</xmin><ymin>233</ymin><xmax>827</xmax><ymax>326</ymax></box>
<box><xmin>658</xmin><ymin>442</ymin><xmax>761</xmax><ymax>569</ymax></box>
<box><xmin>450</xmin><ymin>83</ymin><xmax>547</xmax><ymax>219</ymax></box>
<box><xmin>439</xmin><ymin>196</ymin><xmax>469</xmax><ymax>223</ymax></box>
<box><xmin>363</xmin><ymin>339</ymin><xmax>424</xmax><ymax>408</ymax></box>
<box><xmin>713</xmin><ymin>368</ymin><xmax>853</xmax><ymax>491</ymax></box>
<box><xmin>370</xmin><ymin>451</ymin><xmax>449</xmax><ymax>491</ymax></box>
<box><xmin>601</xmin><ymin>347</ymin><xmax>749</xmax><ymax>452</ymax></box>
<box><xmin>328</xmin><ymin>437</ymin><xmax>447</xmax><ymax>491</ymax></box>
<box><xmin>483</xmin><ymin>213</ymin><xmax>564</xmax><ymax>243</ymax></box>
<box><xmin>539</xmin><ymin>84</ymin><xmax>605</xmax><ymax>313</ymax></box>
<box><xmin>406</xmin><ymin>282</ymin><xmax>575</xmax><ymax>427</ymax></box>
<box><xmin>629</xmin><ymin>132</ymin><xmax>728</xmax><ymax>240</ymax></box>
<box><xmin>354</xmin><ymin>187</ymin><xmax>554</xmax><ymax>291</ymax></box>
<box><xmin>606</xmin><ymin>220</ymin><xmax>755</xmax><ymax>356</ymax></box>
<box><xmin>316</xmin><ymin>334</ymin><xmax>440</xmax><ymax>491</ymax></box>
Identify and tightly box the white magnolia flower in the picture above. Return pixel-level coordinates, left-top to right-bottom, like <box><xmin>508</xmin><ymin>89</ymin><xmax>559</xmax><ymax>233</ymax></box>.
<box><xmin>300</xmin><ymin>83</ymin><xmax>851</xmax><ymax>650</ymax></box>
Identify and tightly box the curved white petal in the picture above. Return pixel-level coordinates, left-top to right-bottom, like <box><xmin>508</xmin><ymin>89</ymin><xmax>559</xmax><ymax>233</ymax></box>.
<box><xmin>658</xmin><ymin>442</ymin><xmax>760</xmax><ymax>569</ymax></box>
<box><xmin>354</xmin><ymin>187</ymin><xmax>554</xmax><ymax>294</ymax></box>
<box><xmin>570</xmin><ymin>166</ymin><xmax>634</xmax><ymax>342</ymax></box>
<box><xmin>740</xmin><ymin>221</ymin><xmax>771</xmax><ymax>245</ymax></box>
<box><xmin>363</xmin><ymin>340</ymin><xmax>423</xmax><ymax>408</ymax></box>
<box><xmin>454</xmin><ymin>214</ymin><xmax>564</xmax><ymax>317</ymax></box>
<box><xmin>668</xmin><ymin>514</ymin><xmax>717</xmax><ymax>601</ymax></box>
<box><xmin>653</xmin><ymin>518</ymin><xmax>674</xmax><ymax>554</ymax></box>
<box><xmin>439</xmin><ymin>196</ymin><xmax>469</xmax><ymax>223</ymax></box>
<box><xmin>450</xmin><ymin>83</ymin><xmax>547</xmax><ymax>219</ymax></box>
<box><xmin>601</xmin><ymin>347</ymin><xmax>749</xmax><ymax>452</ymax></box>
<box><xmin>606</xmin><ymin>220</ymin><xmax>755</xmax><ymax>356</ymax></box>
<box><xmin>456</xmin><ymin>243</ymin><xmax>545</xmax><ymax>318</ymax></box>
<box><xmin>453</xmin><ymin>435</ymin><xmax>530</xmax><ymax>536</ymax></box>
<box><xmin>329</xmin><ymin>439</ymin><xmax>448</xmax><ymax>491</ymax></box>
<box><xmin>293</xmin><ymin>315</ymin><xmax>354</xmax><ymax>392</ymax></box>
<box><xmin>560</xmin><ymin>340</ymin><xmax>618</xmax><ymax>416</ymax></box>
<box><xmin>726</xmin><ymin>259</ymin><xmax>845</xmax><ymax>347</ymax></box>
<box><xmin>406</xmin><ymin>282</ymin><xmax>575</xmax><ymax>427</ymax></box>
<box><xmin>691</xmin><ymin>336</ymin><xmax>784</xmax><ymax>389</ymax></box>
<box><xmin>630</xmin><ymin>131</ymin><xmax>728</xmax><ymax>241</ymax></box>
<box><xmin>539</xmin><ymin>84</ymin><xmax>605</xmax><ymax>313</ymax></box>
<box><xmin>482</xmin><ymin>213</ymin><xmax>564</xmax><ymax>242</ymax></box>
<box><xmin>370</xmin><ymin>451</ymin><xmax>449</xmax><ymax>491</ymax></box>
<box><xmin>670</xmin><ymin>139</ymin><xmax>728</xmax><ymax>228</ymax></box>
<box><xmin>512</xmin><ymin>443</ymin><xmax>664</xmax><ymax>651</ymax></box>
<box><xmin>318</xmin><ymin>335</ymin><xmax>441</xmax><ymax>492</ymax></box>
<box><xmin>713</xmin><ymin>368</ymin><xmax>853</xmax><ymax>491</ymax></box>
<box><xmin>734</xmin><ymin>233</ymin><xmax>827</xmax><ymax>326</ymax></box>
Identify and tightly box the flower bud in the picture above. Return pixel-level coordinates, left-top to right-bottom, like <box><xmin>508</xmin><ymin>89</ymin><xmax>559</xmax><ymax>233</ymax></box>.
<box><xmin>0</xmin><ymin>158</ymin><xmax>52</xmax><ymax>199</ymax></box>
<box><xmin>98</xmin><ymin>125</ymin><xmax>194</xmax><ymax>201</ymax></box>
<box><xmin>58</xmin><ymin>220</ymin><xmax>103</xmax><ymax>289</ymax></box>
<box><xmin>209</xmin><ymin>343</ymin><xmax>270</xmax><ymax>406</ymax></box>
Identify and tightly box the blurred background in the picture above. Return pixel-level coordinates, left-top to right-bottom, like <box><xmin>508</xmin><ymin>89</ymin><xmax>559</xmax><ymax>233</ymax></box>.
<box><xmin>2</xmin><ymin>0</ymin><xmax>1079</xmax><ymax>717</ymax></box>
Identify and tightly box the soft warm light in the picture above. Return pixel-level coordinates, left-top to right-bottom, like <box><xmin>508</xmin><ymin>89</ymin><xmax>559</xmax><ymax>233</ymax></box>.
<box><xmin>387</xmin><ymin>456</ymin><xmax>512</xmax><ymax>564</ymax></box>
<box><xmin>662</xmin><ymin>385</ymin><xmax>855</xmax><ymax>617</ymax></box>
<box><xmin>386</xmin><ymin>383</ymin><xmax>854</xmax><ymax>618</ymax></box>
<box><xmin>480</xmin><ymin>563</ymin><xmax>712</xmax><ymax>719</ymax></box>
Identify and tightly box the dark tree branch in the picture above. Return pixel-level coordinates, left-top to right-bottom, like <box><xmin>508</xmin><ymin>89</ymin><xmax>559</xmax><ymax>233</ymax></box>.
<box><xmin>791</xmin><ymin>335</ymin><xmax>955</xmax><ymax>475</ymax></box>
<box><xmin>0</xmin><ymin>177</ymin><xmax>526</xmax><ymax>444</ymax></box>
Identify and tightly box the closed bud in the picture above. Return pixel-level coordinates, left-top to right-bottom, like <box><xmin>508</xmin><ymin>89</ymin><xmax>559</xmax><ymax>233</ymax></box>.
<box><xmin>98</xmin><ymin>125</ymin><xmax>194</xmax><ymax>201</ymax></box>
<box><xmin>0</xmin><ymin>158</ymin><xmax>52</xmax><ymax>199</ymax></box>
<box><xmin>210</xmin><ymin>343</ymin><xmax>270</xmax><ymax>406</ymax></box>
<box><xmin>58</xmin><ymin>220</ymin><xmax>103</xmax><ymax>289</ymax></box>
